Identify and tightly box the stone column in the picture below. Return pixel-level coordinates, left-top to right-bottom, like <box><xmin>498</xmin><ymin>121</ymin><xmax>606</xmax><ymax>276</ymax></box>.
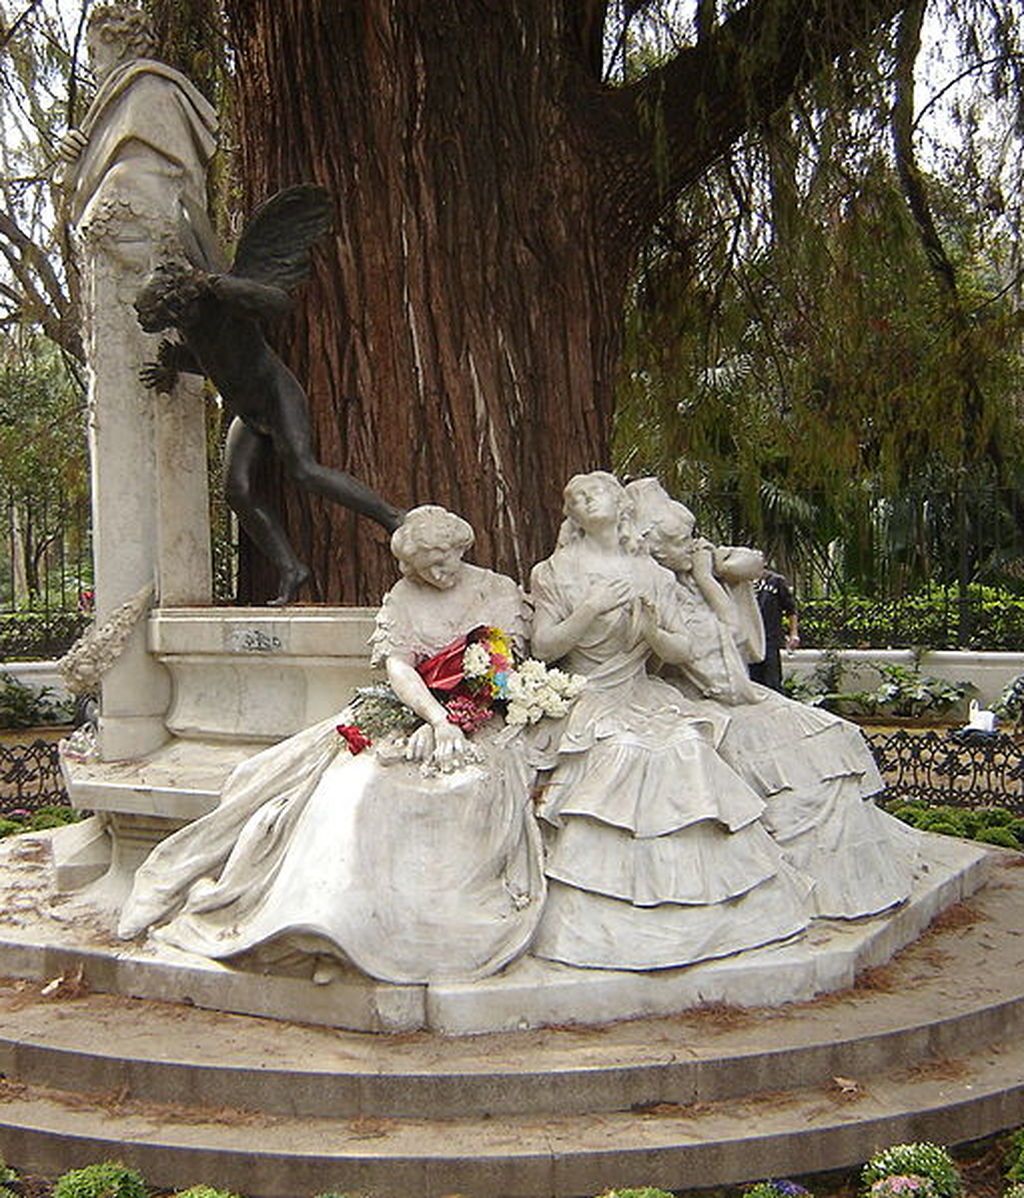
<box><xmin>63</xmin><ymin>6</ymin><xmax>218</xmax><ymax>760</ymax></box>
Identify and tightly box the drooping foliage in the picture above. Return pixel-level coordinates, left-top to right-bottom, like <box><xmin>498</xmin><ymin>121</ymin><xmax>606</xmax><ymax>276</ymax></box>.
<box><xmin>613</xmin><ymin>0</ymin><xmax>1024</xmax><ymax>594</ymax></box>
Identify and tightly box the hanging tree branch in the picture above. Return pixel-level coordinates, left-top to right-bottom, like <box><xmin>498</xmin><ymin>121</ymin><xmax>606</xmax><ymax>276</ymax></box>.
<box><xmin>583</xmin><ymin>0</ymin><xmax>911</xmax><ymax>247</ymax></box>
<box><xmin>891</xmin><ymin>0</ymin><xmax>994</xmax><ymax>469</ymax></box>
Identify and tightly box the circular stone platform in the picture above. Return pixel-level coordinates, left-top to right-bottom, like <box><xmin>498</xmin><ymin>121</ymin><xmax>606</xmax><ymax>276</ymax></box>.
<box><xmin>0</xmin><ymin>824</ymin><xmax>989</xmax><ymax>1036</ymax></box>
<box><xmin>0</xmin><ymin>847</ymin><xmax>1018</xmax><ymax>1196</ymax></box>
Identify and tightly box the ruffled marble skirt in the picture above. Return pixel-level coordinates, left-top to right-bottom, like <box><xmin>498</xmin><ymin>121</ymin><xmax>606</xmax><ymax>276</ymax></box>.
<box><xmin>529</xmin><ymin>668</ymin><xmax>812</xmax><ymax>971</ymax></box>
<box><xmin>120</xmin><ymin>715</ymin><xmax>545</xmax><ymax>985</ymax></box>
<box><xmin>701</xmin><ymin>687</ymin><xmax>917</xmax><ymax>917</ymax></box>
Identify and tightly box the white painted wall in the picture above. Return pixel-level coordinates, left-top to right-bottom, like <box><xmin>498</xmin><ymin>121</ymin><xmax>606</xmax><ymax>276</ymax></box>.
<box><xmin>0</xmin><ymin>661</ymin><xmax>72</xmax><ymax>703</ymax></box>
<box><xmin>784</xmin><ymin>649</ymin><xmax>1024</xmax><ymax>708</ymax></box>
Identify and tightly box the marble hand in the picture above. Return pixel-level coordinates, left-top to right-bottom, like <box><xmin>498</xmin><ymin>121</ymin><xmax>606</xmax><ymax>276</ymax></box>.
<box><xmin>690</xmin><ymin>540</ymin><xmax>716</xmax><ymax>581</ymax></box>
<box><xmin>404</xmin><ymin>723</ymin><xmax>435</xmax><ymax>762</ymax></box>
<box><xmin>585</xmin><ymin>577</ymin><xmax>633</xmax><ymax>618</ymax></box>
<box><xmin>56</xmin><ymin>128</ymin><xmax>87</xmax><ymax>163</ymax></box>
<box><xmin>430</xmin><ymin>719</ymin><xmax>468</xmax><ymax>769</ymax></box>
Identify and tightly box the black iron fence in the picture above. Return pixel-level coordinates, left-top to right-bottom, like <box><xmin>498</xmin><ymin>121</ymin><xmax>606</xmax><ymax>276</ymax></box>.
<box><xmin>2</xmin><ymin>725</ymin><xmax>1024</xmax><ymax>821</ymax></box>
<box><xmin>2</xmin><ymin>485</ymin><xmax>92</xmax><ymax>659</ymax></box>
<box><xmin>864</xmin><ymin>728</ymin><xmax>1024</xmax><ymax>812</ymax></box>
<box><xmin>0</xmin><ymin>737</ymin><xmax>67</xmax><ymax>811</ymax></box>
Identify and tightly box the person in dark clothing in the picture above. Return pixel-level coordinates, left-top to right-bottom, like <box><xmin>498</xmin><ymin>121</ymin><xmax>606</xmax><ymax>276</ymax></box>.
<box><xmin>749</xmin><ymin>569</ymin><xmax>799</xmax><ymax>692</ymax></box>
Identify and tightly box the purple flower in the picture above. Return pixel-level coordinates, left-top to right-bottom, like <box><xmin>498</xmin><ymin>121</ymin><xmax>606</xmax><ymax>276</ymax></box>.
<box><xmin>774</xmin><ymin>1181</ymin><xmax>810</xmax><ymax>1197</ymax></box>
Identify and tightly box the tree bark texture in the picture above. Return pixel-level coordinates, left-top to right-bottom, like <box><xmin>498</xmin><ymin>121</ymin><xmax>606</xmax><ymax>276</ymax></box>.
<box><xmin>223</xmin><ymin>0</ymin><xmax>908</xmax><ymax>603</ymax></box>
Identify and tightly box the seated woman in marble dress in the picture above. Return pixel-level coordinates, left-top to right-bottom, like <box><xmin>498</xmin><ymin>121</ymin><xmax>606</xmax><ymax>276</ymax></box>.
<box><xmin>527</xmin><ymin>471</ymin><xmax>812</xmax><ymax>972</ymax></box>
<box><xmin>626</xmin><ymin>478</ymin><xmax>916</xmax><ymax>920</ymax></box>
<box><xmin>118</xmin><ymin>506</ymin><xmax>545</xmax><ymax>985</ymax></box>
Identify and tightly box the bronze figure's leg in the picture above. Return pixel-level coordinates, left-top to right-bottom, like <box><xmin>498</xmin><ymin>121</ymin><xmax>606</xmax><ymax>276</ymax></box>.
<box><xmin>269</xmin><ymin>373</ymin><xmax>404</xmax><ymax>534</ymax></box>
<box><xmin>224</xmin><ymin>416</ymin><xmax>310</xmax><ymax>605</ymax></box>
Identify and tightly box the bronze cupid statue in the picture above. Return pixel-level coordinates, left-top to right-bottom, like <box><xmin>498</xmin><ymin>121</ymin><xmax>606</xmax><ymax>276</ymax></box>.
<box><xmin>135</xmin><ymin>184</ymin><xmax>403</xmax><ymax>605</ymax></box>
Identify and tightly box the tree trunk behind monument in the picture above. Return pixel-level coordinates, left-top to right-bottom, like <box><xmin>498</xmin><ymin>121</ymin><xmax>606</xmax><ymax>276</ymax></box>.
<box><xmin>224</xmin><ymin>0</ymin><xmax>632</xmax><ymax>603</ymax></box>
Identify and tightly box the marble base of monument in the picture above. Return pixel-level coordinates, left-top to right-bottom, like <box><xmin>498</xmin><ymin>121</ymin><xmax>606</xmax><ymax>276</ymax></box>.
<box><xmin>0</xmin><ymin>824</ymin><xmax>987</xmax><ymax>1036</ymax></box>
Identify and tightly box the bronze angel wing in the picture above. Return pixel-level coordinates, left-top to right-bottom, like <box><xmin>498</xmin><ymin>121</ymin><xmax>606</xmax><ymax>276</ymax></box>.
<box><xmin>229</xmin><ymin>184</ymin><xmax>333</xmax><ymax>291</ymax></box>
<box><xmin>177</xmin><ymin>193</ymin><xmax>230</xmax><ymax>274</ymax></box>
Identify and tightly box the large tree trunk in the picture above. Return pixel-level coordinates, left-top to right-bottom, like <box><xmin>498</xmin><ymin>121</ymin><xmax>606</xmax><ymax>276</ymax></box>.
<box><xmin>224</xmin><ymin>1</ymin><xmax>633</xmax><ymax>602</ymax></box>
<box><xmin>222</xmin><ymin>0</ymin><xmax>909</xmax><ymax>603</ymax></box>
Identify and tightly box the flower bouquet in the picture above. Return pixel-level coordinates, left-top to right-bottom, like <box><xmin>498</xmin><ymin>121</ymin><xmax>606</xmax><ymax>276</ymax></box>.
<box><xmin>339</xmin><ymin>625</ymin><xmax>585</xmax><ymax>752</ymax></box>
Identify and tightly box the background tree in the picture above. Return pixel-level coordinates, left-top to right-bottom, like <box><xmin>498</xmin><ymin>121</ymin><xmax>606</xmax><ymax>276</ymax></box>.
<box><xmin>0</xmin><ymin>332</ymin><xmax>88</xmax><ymax>607</ymax></box>
<box><xmin>4</xmin><ymin>1</ymin><xmax>1021</xmax><ymax>610</ymax></box>
<box><xmin>614</xmin><ymin>0</ymin><xmax>1024</xmax><ymax>605</ymax></box>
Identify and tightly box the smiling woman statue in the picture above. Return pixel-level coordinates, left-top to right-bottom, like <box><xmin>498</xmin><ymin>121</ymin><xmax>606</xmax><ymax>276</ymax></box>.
<box><xmin>118</xmin><ymin>506</ymin><xmax>545</xmax><ymax>984</ymax></box>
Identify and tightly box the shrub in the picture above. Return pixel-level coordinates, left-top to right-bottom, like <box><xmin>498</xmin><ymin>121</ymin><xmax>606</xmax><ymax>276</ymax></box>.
<box><xmin>801</xmin><ymin>585</ymin><xmax>1024</xmax><ymax>651</ymax></box>
<box><xmin>1006</xmin><ymin>1186</ymin><xmax>1024</xmax><ymax>1198</ymax></box>
<box><xmin>995</xmin><ymin>675</ymin><xmax>1024</xmax><ymax>730</ymax></box>
<box><xmin>172</xmin><ymin>1188</ymin><xmax>241</xmax><ymax>1198</ymax></box>
<box><xmin>52</xmin><ymin>1161</ymin><xmax>148</xmax><ymax>1198</ymax></box>
<box><xmin>976</xmin><ymin>827</ymin><xmax>1021</xmax><ymax>849</ymax></box>
<box><xmin>866</xmin><ymin>1178</ymin><xmax>938</xmax><ymax>1198</ymax></box>
<box><xmin>788</xmin><ymin>657</ymin><xmax>972</xmax><ymax>720</ymax></box>
<box><xmin>862</xmin><ymin>1143</ymin><xmax>962</xmax><ymax>1198</ymax></box>
<box><xmin>0</xmin><ymin>669</ymin><xmax>72</xmax><ymax>729</ymax></box>
<box><xmin>1004</xmin><ymin>1126</ymin><xmax>1024</xmax><ymax>1181</ymax></box>
<box><xmin>884</xmin><ymin>801</ymin><xmax>1024</xmax><ymax>849</ymax></box>
<box><xmin>29</xmin><ymin>805</ymin><xmax>80</xmax><ymax>831</ymax></box>
<box><xmin>593</xmin><ymin>1189</ymin><xmax>676</xmax><ymax>1198</ymax></box>
<box><xmin>0</xmin><ymin>610</ymin><xmax>91</xmax><ymax>661</ymax></box>
<box><xmin>0</xmin><ymin>819</ymin><xmax>23</xmax><ymax>839</ymax></box>
<box><xmin>742</xmin><ymin>1183</ymin><xmax>812</xmax><ymax>1198</ymax></box>
<box><xmin>927</xmin><ymin>820</ymin><xmax>964</xmax><ymax>837</ymax></box>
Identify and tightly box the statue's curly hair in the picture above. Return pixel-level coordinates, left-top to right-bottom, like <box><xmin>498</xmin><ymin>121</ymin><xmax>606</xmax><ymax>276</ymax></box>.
<box><xmin>134</xmin><ymin>259</ymin><xmax>205</xmax><ymax>325</ymax></box>
<box><xmin>391</xmin><ymin>506</ymin><xmax>474</xmax><ymax>575</ymax></box>
<box><xmin>88</xmin><ymin>5</ymin><xmax>156</xmax><ymax>61</ymax></box>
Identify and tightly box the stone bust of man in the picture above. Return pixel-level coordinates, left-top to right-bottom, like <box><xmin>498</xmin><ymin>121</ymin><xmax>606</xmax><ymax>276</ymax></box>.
<box><xmin>60</xmin><ymin>3</ymin><xmax>217</xmax><ymax>259</ymax></box>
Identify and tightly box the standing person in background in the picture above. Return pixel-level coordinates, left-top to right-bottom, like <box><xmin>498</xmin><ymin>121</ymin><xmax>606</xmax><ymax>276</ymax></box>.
<box><xmin>750</xmin><ymin>569</ymin><xmax>799</xmax><ymax>692</ymax></box>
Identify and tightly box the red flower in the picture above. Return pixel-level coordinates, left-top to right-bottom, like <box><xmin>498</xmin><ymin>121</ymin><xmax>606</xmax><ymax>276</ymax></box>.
<box><xmin>416</xmin><ymin>634</ymin><xmax>469</xmax><ymax>692</ymax></box>
<box><xmin>337</xmin><ymin>724</ymin><xmax>372</xmax><ymax>754</ymax></box>
<box><xmin>445</xmin><ymin>693</ymin><xmax>494</xmax><ymax>734</ymax></box>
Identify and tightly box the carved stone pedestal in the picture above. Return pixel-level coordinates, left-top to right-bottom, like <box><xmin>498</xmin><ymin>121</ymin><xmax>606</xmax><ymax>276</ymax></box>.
<box><xmin>60</xmin><ymin>606</ymin><xmax>378</xmax><ymax>894</ymax></box>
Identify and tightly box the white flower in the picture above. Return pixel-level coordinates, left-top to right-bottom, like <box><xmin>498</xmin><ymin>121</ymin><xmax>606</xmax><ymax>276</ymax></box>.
<box><xmin>564</xmin><ymin>674</ymin><xmax>587</xmax><ymax>698</ymax></box>
<box><xmin>463</xmin><ymin>643</ymin><xmax>491</xmax><ymax>678</ymax></box>
<box><xmin>539</xmin><ymin>692</ymin><xmax>570</xmax><ymax>718</ymax></box>
<box><xmin>506</xmin><ymin>673</ymin><xmax>528</xmax><ymax>701</ymax></box>
<box><xmin>505</xmin><ymin>701</ymin><xmax>531</xmax><ymax>726</ymax></box>
<box><xmin>518</xmin><ymin>659</ymin><xmax>547</xmax><ymax>682</ymax></box>
<box><xmin>545</xmin><ymin>667</ymin><xmax>570</xmax><ymax>691</ymax></box>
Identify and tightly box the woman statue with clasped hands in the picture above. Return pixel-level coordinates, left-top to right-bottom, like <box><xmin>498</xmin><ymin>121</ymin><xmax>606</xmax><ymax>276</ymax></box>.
<box><xmin>527</xmin><ymin>471</ymin><xmax>811</xmax><ymax>972</ymax></box>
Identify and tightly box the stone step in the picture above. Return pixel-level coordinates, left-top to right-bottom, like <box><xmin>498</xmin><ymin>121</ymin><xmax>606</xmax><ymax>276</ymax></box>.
<box><xmin>1</xmin><ymin>1021</ymin><xmax>1022</xmax><ymax>1198</ymax></box>
<box><xmin>0</xmin><ymin>857</ymin><xmax>1020</xmax><ymax>1122</ymax></box>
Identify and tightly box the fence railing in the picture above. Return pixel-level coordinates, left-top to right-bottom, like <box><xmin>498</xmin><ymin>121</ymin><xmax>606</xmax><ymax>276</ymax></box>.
<box><xmin>2</xmin><ymin>487</ymin><xmax>91</xmax><ymax>614</ymax></box>
<box><xmin>864</xmin><ymin>729</ymin><xmax>1024</xmax><ymax>812</ymax></box>
<box><xmin>2</xmin><ymin>725</ymin><xmax>1024</xmax><ymax>820</ymax></box>
<box><xmin>0</xmin><ymin>737</ymin><xmax>67</xmax><ymax>811</ymax></box>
